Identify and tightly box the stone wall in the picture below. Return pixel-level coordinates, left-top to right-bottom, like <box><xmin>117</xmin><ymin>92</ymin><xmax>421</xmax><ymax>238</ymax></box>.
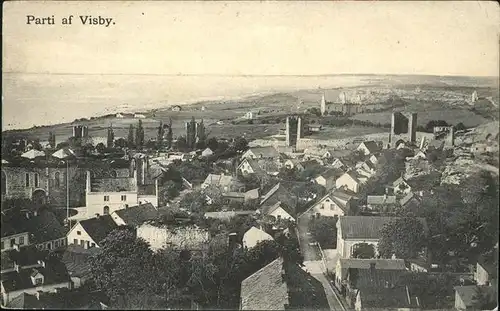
<box><xmin>137</xmin><ymin>223</ymin><xmax>210</xmax><ymax>251</ymax></box>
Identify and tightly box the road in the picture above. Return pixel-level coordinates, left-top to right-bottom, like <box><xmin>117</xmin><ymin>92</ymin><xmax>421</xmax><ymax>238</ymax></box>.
<box><xmin>297</xmin><ymin>214</ymin><xmax>322</xmax><ymax>261</ymax></box>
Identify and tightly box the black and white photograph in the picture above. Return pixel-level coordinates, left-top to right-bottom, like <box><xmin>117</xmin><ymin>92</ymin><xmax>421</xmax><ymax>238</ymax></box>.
<box><xmin>1</xmin><ymin>1</ymin><xmax>499</xmax><ymax>310</ymax></box>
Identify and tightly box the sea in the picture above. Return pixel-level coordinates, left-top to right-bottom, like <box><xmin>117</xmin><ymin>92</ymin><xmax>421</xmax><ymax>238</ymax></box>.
<box><xmin>2</xmin><ymin>73</ymin><xmax>496</xmax><ymax>131</ymax></box>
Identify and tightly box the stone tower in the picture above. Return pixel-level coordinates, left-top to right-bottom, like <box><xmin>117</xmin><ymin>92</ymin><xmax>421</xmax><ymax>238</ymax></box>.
<box><xmin>320</xmin><ymin>93</ymin><xmax>326</xmax><ymax>116</ymax></box>
<box><xmin>286</xmin><ymin>116</ymin><xmax>301</xmax><ymax>148</ymax></box>
<box><xmin>389</xmin><ymin>112</ymin><xmax>417</xmax><ymax>147</ymax></box>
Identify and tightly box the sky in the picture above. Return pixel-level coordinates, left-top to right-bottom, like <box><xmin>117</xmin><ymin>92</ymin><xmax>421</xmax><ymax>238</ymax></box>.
<box><xmin>3</xmin><ymin>1</ymin><xmax>500</xmax><ymax>77</ymax></box>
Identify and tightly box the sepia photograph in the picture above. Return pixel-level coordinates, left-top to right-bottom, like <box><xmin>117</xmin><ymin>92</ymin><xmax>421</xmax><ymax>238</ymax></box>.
<box><xmin>1</xmin><ymin>1</ymin><xmax>499</xmax><ymax>310</ymax></box>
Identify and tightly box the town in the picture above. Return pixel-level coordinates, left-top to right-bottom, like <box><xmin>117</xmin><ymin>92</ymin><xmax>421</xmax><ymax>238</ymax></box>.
<box><xmin>1</xmin><ymin>86</ymin><xmax>499</xmax><ymax>310</ymax></box>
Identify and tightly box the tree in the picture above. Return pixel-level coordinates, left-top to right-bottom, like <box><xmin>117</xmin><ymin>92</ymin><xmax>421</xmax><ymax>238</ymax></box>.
<box><xmin>136</xmin><ymin>120</ymin><xmax>145</xmax><ymax>150</ymax></box>
<box><xmin>454</xmin><ymin>122</ymin><xmax>467</xmax><ymax>132</ymax></box>
<box><xmin>89</xmin><ymin>228</ymin><xmax>156</xmax><ymax>304</ymax></box>
<box><xmin>308</xmin><ymin>216</ymin><xmax>337</xmax><ymax>248</ymax></box>
<box><xmin>96</xmin><ymin>143</ymin><xmax>106</xmax><ymax>154</ymax></box>
<box><xmin>107</xmin><ymin>125</ymin><xmax>115</xmax><ymax>148</ymax></box>
<box><xmin>207</xmin><ymin>137</ymin><xmax>219</xmax><ymax>153</ymax></box>
<box><xmin>114</xmin><ymin>138</ymin><xmax>128</xmax><ymax>149</ymax></box>
<box><xmin>48</xmin><ymin>132</ymin><xmax>56</xmax><ymax>149</ymax></box>
<box><xmin>179</xmin><ymin>190</ymin><xmax>207</xmax><ymax>213</ymax></box>
<box><xmin>166</xmin><ymin>118</ymin><xmax>173</xmax><ymax>149</ymax></box>
<box><xmin>233</xmin><ymin>137</ymin><xmax>248</xmax><ymax>152</ymax></box>
<box><xmin>81</xmin><ymin>143</ymin><xmax>95</xmax><ymax>156</ymax></box>
<box><xmin>127</xmin><ymin>124</ymin><xmax>135</xmax><ymax>148</ymax></box>
<box><xmin>175</xmin><ymin>136</ymin><xmax>188</xmax><ymax>152</ymax></box>
<box><xmin>352</xmin><ymin>243</ymin><xmax>376</xmax><ymax>259</ymax></box>
<box><xmin>378</xmin><ymin>217</ymin><xmax>427</xmax><ymax>259</ymax></box>
<box><xmin>157</xmin><ymin>121</ymin><xmax>165</xmax><ymax>147</ymax></box>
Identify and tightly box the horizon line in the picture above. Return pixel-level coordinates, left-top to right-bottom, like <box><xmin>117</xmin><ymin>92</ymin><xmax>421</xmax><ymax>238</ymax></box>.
<box><xmin>3</xmin><ymin>71</ymin><xmax>499</xmax><ymax>79</ymax></box>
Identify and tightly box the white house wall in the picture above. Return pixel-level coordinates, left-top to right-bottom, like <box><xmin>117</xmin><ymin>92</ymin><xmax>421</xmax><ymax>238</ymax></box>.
<box><xmin>86</xmin><ymin>192</ymin><xmax>138</xmax><ymax>217</ymax></box>
<box><xmin>67</xmin><ymin>223</ymin><xmax>99</xmax><ymax>249</ymax></box>
<box><xmin>309</xmin><ymin>197</ymin><xmax>345</xmax><ymax>217</ymax></box>
<box><xmin>269</xmin><ymin>207</ymin><xmax>294</xmax><ymax>221</ymax></box>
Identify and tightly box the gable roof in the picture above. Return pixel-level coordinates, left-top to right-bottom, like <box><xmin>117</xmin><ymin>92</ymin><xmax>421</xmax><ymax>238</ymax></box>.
<box><xmin>260</xmin><ymin>183</ymin><xmax>297</xmax><ymax>208</ymax></box>
<box><xmin>317</xmin><ymin>167</ymin><xmax>344</xmax><ymax>180</ymax></box>
<box><xmin>338</xmin><ymin>216</ymin><xmax>427</xmax><ymax>240</ymax></box>
<box><xmin>454</xmin><ymin>285</ymin><xmax>497</xmax><ymax>308</ymax></box>
<box><xmin>243</xmin><ymin>226</ymin><xmax>274</xmax><ymax>248</ymax></box>
<box><xmin>61</xmin><ymin>245</ymin><xmax>100</xmax><ymax>278</ymax></box>
<box><xmin>348</xmin><ymin>268</ymin><xmax>408</xmax><ymax>289</ymax></box>
<box><xmin>6</xmin><ymin>292</ymin><xmax>44</xmax><ymax>309</ymax></box>
<box><xmin>1</xmin><ymin>246</ymin><xmax>47</xmax><ymax>272</ymax></box>
<box><xmin>27</xmin><ymin>210</ymin><xmax>68</xmax><ymax>244</ymax></box>
<box><xmin>245</xmin><ymin>146</ymin><xmax>280</xmax><ymax>159</ymax></box>
<box><xmin>78</xmin><ymin>215</ymin><xmax>118</xmax><ymax>245</ymax></box>
<box><xmin>239</xmin><ymin>158</ymin><xmax>266</xmax><ymax>175</ymax></box>
<box><xmin>400</xmin><ymin>192</ymin><xmax>419</xmax><ymax>206</ymax></box>
<box><xmin>202</xmin><ymin>174</ymin><xmax>236</xmax><ymax>188</ymax></box>
<box><xmin>477</xmin><ymin>252</ymin><xmax>498</xmax><ymax>278</ymax></box>
<box><xmin>392</xmin><ymin>177</ymin><xmax>409</xmax><ymax>187</ymax></box>
<box><xmin>112</xmin><ymin>203</ymin><xmax>159</xmax><ymax>227</ymax></box>
<box><xmin>262</xmin><ymin>201</ymin><xmax>295</xmax><ymax>218</ymax></box>
<box><xmin>240</xmin><ymin>257</ymin><xmax>289</xmax><ymax>310</ymax></box>
<box><xmin>366</xmin><ymin>195</ymin><xmax>398</xmax><ymax>205</ymax></box>
<box><xmin>52</xmin><ymin>148</ymin><xmax>76</xmax><ymax>159</ymax></box>
<box><xmin>21</xmin><ymin>149</ymin><xmax>46</xmax><ymax>159</ymax></box>
<box><xmin>358</xmin><ymin>286</ymin><xmax>415</xmax><ymax>309</ymax></box>
<box><xmin>360</xmin><ymin>141</ymin><xmax>381</xmax><ymax>154</ymax></box>
<box><xmin>240</xmin><ymin>257</ymin><xmax>329</xmax><ymax>310</ymax></box>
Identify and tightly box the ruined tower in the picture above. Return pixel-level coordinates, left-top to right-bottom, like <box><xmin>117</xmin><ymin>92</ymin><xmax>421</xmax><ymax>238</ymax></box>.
<box><xmin>286</xmin><ymin>116</ymin><xmax>301</xmax><ymax>148</ymax></box>
<box><xmin>389</xmin><ymin>112</ymin><xmax>417</xmax><ymax>148</ymax></box>
<box><xmin>320</xmin><ymin>93</ymin><xmax>326</xmax><ymax>116</ymax></box>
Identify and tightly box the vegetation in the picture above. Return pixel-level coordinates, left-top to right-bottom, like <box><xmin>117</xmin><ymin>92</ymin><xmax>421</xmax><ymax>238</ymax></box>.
<box><xmin>308</xmin><ymin>216</ymin><xmax>337</xmax><ymax>248</ymax></box>
<box><xmin>378</xmin><ymin>217</ymin><xmax>427</xmax><ymax>259</ymax></box>
<box><xmin>352</xmin><ymin>243</ymin><xmax>376</xmax><ymax>259</ymax></box>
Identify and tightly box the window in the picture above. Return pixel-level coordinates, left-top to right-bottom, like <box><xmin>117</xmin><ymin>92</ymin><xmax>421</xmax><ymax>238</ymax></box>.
<box><xmin>80</xmin><ymin>240</ymin><xmax>85</xmax><ymax>246</ymax></box>
<box><xmin>47</xmin><ymin>243</ymin><xmax>51</xmax><ymax>250</ymax></box>
<box><xmin>91</xmin><ymin>242</ymin><xmax>96</xmax><ymax>248</ymax></box>
<box><xmin>60</xmin><ymin>239</ymin><xmax>65</xmax><ymax>246</ymax></box>
<box><xmin>320</xmin><ymin>204</ymin><xmax>324</xmax><ymax>209</ymax></box>
<box><xmin>19</xmin><ymin>236</ymin><xmax>25</xmax><ymax>245</ymax></box>
<box><xmin>54</xmin><ymin>172</ymin><xmax>60</xmax><ymax>187</ymax></box>
<box><xmin>104</xmin><ymin>195</ymin><xmax>110</xmax><ymax>201</ymax></box>
<box><xmin>77</xmin><ymin>231</ymin><xmax>81</xmax><ymax>235</ymax></box>
<box><xmin>10</xmin><ymin>239</ymin><xmax>15</xmax><ymax>247</ymax></box>
<box><xmin>34</xmin><ymin>173</ymin><xmax>39</xmax><ymax>188</ymax></box>
<box><xmin>73</xmin><ymin>239</ymin><xmax>78</xmax><ymax>245</ymax></box>
<box><xmin>103</xmin><ymin>206</ymin><xmax>110</xmax><ymax>215</ymax></box>
<box><xmin>121</xmin><ymin>195</ymin><xmax>127</xmax><ymax>201</ymax></box>
<box><xmin>25</xmin><ymin>173</ymin><xmax>30</xmax><ymax>187</ymax></box>
<box><xmin>35</xmin><ymin>278</ymin><xmax>43</xmax><ymax>285</ymax></box>
<box><xmin>55</xmin><ymin>240</ymin><xmax>59</xmax><ymax>248</ymax></box>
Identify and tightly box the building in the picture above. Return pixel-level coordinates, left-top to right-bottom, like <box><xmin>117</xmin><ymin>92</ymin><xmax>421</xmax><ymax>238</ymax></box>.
<box><xmin>61</xmin><ymin>244</ymin><xmax>100</xmax><ymax>289</ymax></box>
<box><xmin>201</xmin><ymin>148</ymin><xmax>214</xmax><ymax>157</ymax></box>
<box><xmin>454</xmin><ymin>285</ymin><xmax>497</xmax><ymax>311</ymax></box>
<box><xmin>356</xmin><ymin>141</ymin><xmax>382</xmax><ymax>156</ymax></box>
<box><xmin>335</xmin><ymin>258</ymin><xmax>407</xmax><ymax>289</ymax></box>
<box><xmin>133</xmin><ymin>113</ymin><xmax>146</xmax><ymax>119</ymax></box>
<box><xmin>137</xmin><ymin>223</ymin><xmax>209</xmax><ymax>252</ymax></box>
<box><xmin>320</xmin><ymin>92</ymin><xmax>368</xmax><ymax>116</ymax></box>
<box><xmin>4</xmin><ymin>289</ymin><xmax>109</xmax><ymax>310</ymax></box>
<box><xmin>304</xmin><ymin>189</ymin><xmax>357</xmax><ymax>218</ymax></box>
<box><xmin>260</xmin><ymin>183</ymin><xmax>298</xmax><ymax>211</ymax></box>
<box><xmin>365</xmin><ymin>195</ymin><xmax>398</xmax><ymax>212</ymax></box>
<box><xmin>285</xmin><ymin>116</ymin><xmax>302</xmax><ymax>148</ymax></box>
<box><xmin>240</xmin><ymin>256</ymin><xmax>329</xmax><ymax>310</ymax></box>
<box><xmin>1</xmin><ymin>209</ymin><xmax>67</xmax><ymax>253</ymax></box>
<box><xmin>237</xmin><ymin>158</ymin><xmax>265</xmax><ymax>176</ymax></box>
<box><xmin>171</xmin><ymin>105</ymin><xmax>182</xmax><ymax>112</ymax></box>
<box><xmin>201</xmin><ymin>174</ymin><xmax>243</xmax><ymax>193</ymax></box>
<box><xmin>315</xmin><ymin>168</ymin><xmax>344</xmax><ymax>191</ymax></box>
<box><xmin>241</xmin><ymin>146</ymin><xmax>281</xmax><ymax>160</ymax></box>
<box><xmin>261</xmin><ymin>201</ymin><xmax>295</xmax><ymax>222</ymax></box>
<box><xmin>72</xmin><ymin>125</ymin><xmax>89</xmax><ymax>139</ymax></box>
<box><xmin>85</xmin><ymin>170</ymin><xmax>158</xmax><ymax>218</ymax></box>
<box><xmin>66</xmin><ymin>215</ymin><xmax>118</xmax><ymax>249</ymax></box>
<box><xmin>110</xmin><ymin>203</ymin><xmax>160</xmax><ymax>227</ymax></box>
<box><xmin>0</xmin><ymin>259</ymin><xmax>72</xmax><ymax>305</ymax></box>
<box><xmin>389</xmin><ymin>112</ymin><xmax>417</xmax><ymax>148</ymax></box>
<box><xmin>475</xmin><ymin>252</ymin><xmax>498</xmax><ymax>286</ymax></box>
<box><xmin>336</xmin><ymin>171</ymin><xmax>365</xmax><ymax>193</ymax></box>
<box><xmin>336</xmin><ymin>216</ymin><xmax>428</xmax><ymax>258</ymax></box>
<box><xmin>242</xmin><ymin>226</ymin><xmax>274</xmax><ymax>249</ymax></box>
<box><xmin>388</xmin><ymin>177</ymin><xmax>412</xmax><ymax>196</ymax></box>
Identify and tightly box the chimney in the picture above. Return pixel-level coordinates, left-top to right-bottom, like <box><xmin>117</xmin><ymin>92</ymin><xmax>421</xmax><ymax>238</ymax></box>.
<box><xmin>13</xmin><ymin>243</ymin><xmax>20</xmax><ymax>251</ymax></box>
<box><xmin>14</xmin><ymin>262</ymin><xmax>20</xmax><ymax>272</ymax></box>
<box><xmin>25</xmin><ymin>211</ymin><xmax>31</xmax><ymax>219</ymax></box>
<box><xmin>228</xmin><ymin>232</ymin><xmax>238</xmax><ymax>249</ymax></box>
<box><xmin>37</xmin><ymin>260</ymin><xmax>46</xmax><ymax>268</ymax></box>
<box><xmin>405</xmin><ymin>285</ymin><xmax>412</xmax><ymax>304</ymax></box>
<box><xmin>36</xmin><ymin>291</ymin><xmax>42</xmax><ymax>300</ymax></box>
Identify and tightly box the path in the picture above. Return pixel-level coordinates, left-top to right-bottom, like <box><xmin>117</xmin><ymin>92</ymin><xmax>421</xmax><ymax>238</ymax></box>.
<box><xmin>297</xmin><ymin>214</ymin><xmax>322</xmax><ymax>261</ymax></box>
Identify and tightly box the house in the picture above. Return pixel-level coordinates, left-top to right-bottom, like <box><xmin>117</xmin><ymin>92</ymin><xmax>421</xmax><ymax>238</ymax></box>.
<box><xmin>201</xmin><ymin>148</ymin><xmax>214</xmax><ymax>157</ymax></box>
<box><xmin>261</xmin><ymin>201</ymin><xmax>295</xmax><ymax>222</ymax></box>
<box><xmin>201</xmin><ymin>174</ymin><xmax>243</xmax><ymax>192</ymax></box>
<box><xmin>61</xmin><ymin>244</ymin><xmax>100</xmax><ymax>289</ymax></box>
<box><xmin>204</xmin><ymin>211</ymin><xmax>256</xmax><ymax>221</ymax></box>
<box><xmin>336</xmin><ymin>216</ymin><xmax>428</xmax><ymax>258</ymax></box>
<box><xmin>241</xmin><ymin>146</ymin><xmax>280</xmax><ymax>160</ymax></box>
<box><xmin>332</xmin><ymin>158</ymin><xmax>347</xmax><ymax>169</ymax></box>
<box><xmin>1</xmin><ymin>245</ymin><xmax>47</xmax><ymax>275</ymax></box>
<box><xmin>137</xmin><ymin>223</ymin><xmax>209</xmax><ymax>251</ymax></box>
<box><xmin>308</xmin><ymin>124</ymin><xmax>322</xmax><ymax>132</ymax></box>
<box><xmin>454</xmin><ymin>285</ymin><xmax>497</xmax><ymax>311</ymax></box>
<box><xmin>356</xmin><ymin>161</ymin><xmax>376</xmax><ymax>176</ymax></box>
<box><xmin>237</xmin><ymin>158</ymin><xmax>266</xmax><ymax>176</ymax></box>
<box><xmin>240</xmin><ymin>257</ymin><xmax>329</xmax><ymax>310</ymax></box>
<box><xmin>365</xmin><ymin>195</ymin><xmax>398</xmax><ymax>211</ymax></box>
<box><xmin>51</xmin><ymin>148</ymin><xmax>76</xmax><ymax>159</ymax></box>
<box><xmin>356</xmin><ymin>141</ymin><xmax>382</xmax><ymax>156</ymax></box>
<box><xmin>335</xmin><ymin>259</ymin><xmax>407</xmax><ymax>289</ymax></box>
<box><xmin>115</xmin><ymin>113</ymin><xmax>124</xmax><ymax>118</ymax></box>
<box><xmin>66</xmin><ymin>215</ymin><xmax>118</xmax><ymax>249</ymax></box>
<box><xmin>413</xmin><ymin>150</ymin><xmax>427</xmax><ymax>160</ymax></box>
<box><xmin>134</xmin><ymin>113</ymin><xmax>146</xmax><ymax>119</ymax></box>
<box><xmin>110</xmin><ymin>203</ymin><xmax>160</xmax><ymax>227</ymax></box>
<box><xmin>390</xmin><ymin>177</ymin><xmax>412</xmax><ymax>196</ymax></box>
<box><xmin>171</xmin><ymin>105</ymin><xmax>182</xmax><ymax>112</ymax></box>
<box><xmin>400</xmin><ymin>192</ymin><xmax>421</xmax><ymax>208</ymax></box>
<box><xmin>315</xmin><ymin>168</ymin><xmax>344</xmax><ymax>191</ymax></box>
<box><xmin>85</xmin><ymin>171</ymin><xmax>159</xmax><ymax>218</ymax></box>
<box><xmin>4</xmin><ymin>289</ymin><xmax>109</xmax><ymax>310</ymax></box>
<box><xmin>21</xmin><ymin>149</ymin><xmax>46</xmax><ymax>160</ymax></box>
<box><xmin>475</xmin><ymin>252</ymin><xmax>498</xmax><ymax>286</ymax></box>
<box><xmin>346</xmin><ymin>266</ymin><xmax>417</xmax><ymax>310</ymax></box>
<box><xmin>242</xmin><ymin>226</ymin><xmax>274</xmax><ymax>249</ymax></box>
<box><xmin>336</xmin><ymin>171</ymin><xmax>364</xmax><ymax>193</ymax></box>
<box><xmin>283</xmin><ymin>159</ymin><xmax>305</xmax><ymax>171</ymax></box>
<box><xmin>368</xmin><ymin>154</ymin><xmax>380</xmax><ymax>165</ymax></box>
<box><xmin>260</xmin><ymin>183</ymin><xmax>298</xmax><ymax>211</ymax></box>
<box><xmin>0</xmin><ymin>259</ymin><xmax>72</xmax><ymax>305</ymax></box>
<box><xmin>244</xmin><ymin>110</ymin><xmax>260</xmax><ymax>120</ymax></box>
<box><xmin>304</xmin><ymin>189</ymin><xmax>357</xmax><ymax>218</ymax></box>
<box><xmin>1</xmin><ymin>209</ymin><xmax>67</xmax><ymax>252</ymax></box>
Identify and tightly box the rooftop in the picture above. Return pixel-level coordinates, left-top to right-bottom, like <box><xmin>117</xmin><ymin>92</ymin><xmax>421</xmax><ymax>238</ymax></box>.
<box><xmin>113</xmin><ymin>203</ymin><xmax>160</xmax><ymax>227</ymax></box>
<box><xmin>339</xmin><ymin>216</ymin><xmax>428</xmax><ymax>240</ymax></box>
<box><xmin>78</xmin><ymin>215</ymin><xmax>118</xmax><ymax>245</ymax></box>
<box><xmin>366</xmin><ymin>195</ymin><xmax>398</xmax><ymax>205</ymax></box>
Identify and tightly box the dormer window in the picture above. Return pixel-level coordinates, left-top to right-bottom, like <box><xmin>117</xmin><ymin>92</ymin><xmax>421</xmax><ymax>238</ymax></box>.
<box><xmin>30</xmin><ymin>270</ymin><xmax>45</xmax><ymax>286</ymax></box>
